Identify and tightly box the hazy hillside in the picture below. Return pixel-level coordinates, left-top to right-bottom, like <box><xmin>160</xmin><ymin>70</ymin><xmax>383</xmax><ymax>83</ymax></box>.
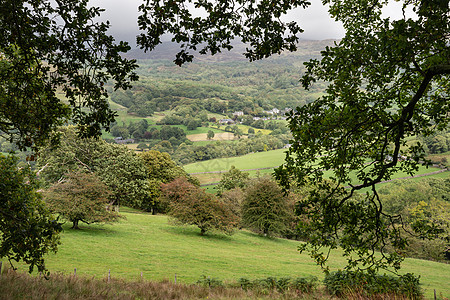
<box><xmin>110</xmin><ymin>40</ymin><xmax>334</xmax><ymax>118</ymax></box>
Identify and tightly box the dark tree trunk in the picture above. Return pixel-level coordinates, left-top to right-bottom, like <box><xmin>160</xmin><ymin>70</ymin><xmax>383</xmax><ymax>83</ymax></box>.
<box><xmin>72</xmin><ymin>219</ymin><xmax>80</xmax><ymax>229</ymax></box>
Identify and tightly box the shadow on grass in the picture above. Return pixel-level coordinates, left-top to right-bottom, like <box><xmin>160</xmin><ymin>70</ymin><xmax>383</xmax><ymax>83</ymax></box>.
<box><xmin>238</xmin><ymin>230</ymin><xmax>289</xmax><ymax>244</ymax></box>
<box><xmin>61</xmin><ymin>223</ymin><xmax>118</xmax><ymax>237</ymax></box>
<box><xmin>164</xmin><ymin>225</ymin><xmax>234</xmax><ymax>242</ymax></box>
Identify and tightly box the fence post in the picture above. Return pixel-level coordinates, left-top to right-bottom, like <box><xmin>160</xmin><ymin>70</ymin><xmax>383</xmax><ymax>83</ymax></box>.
<box><xmin>174</xmin><ymin>273</ymin><xmax>177</xmax><ymax>284</ymax></box>
<box><xmin>74</xmin><ymin>268</ymin><xmax>77</xmax><ymax>277</ymax></box>
<box><xmin>108</xmin><ymin>269</ymin><xmax>111</xmax><ymax>283</ymax></box>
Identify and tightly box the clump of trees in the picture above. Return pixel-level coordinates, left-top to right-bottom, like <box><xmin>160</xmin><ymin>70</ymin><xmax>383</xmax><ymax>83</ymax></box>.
<box><xmin>139</xmin><ymin>150</ymin><xmax>199</xmax><ymax>213</ymax></box>
<box><xmin>37</xmin><ymin>127</ymin><xmax>195</xmax><ymax>214</ymax></box>
<box><xmin>241</xmin><ymin>177</ymin><xmax>293</xmax><ymax>237</ymax></box>
<box><xmin>37</xmin><ymin>127</ymin><xmax>150</xmax><ymax>209</ymax></box>
<box><xmin>43</xmin><ymin>172</ymin><xmax>121</xmax><ymax>229</ymax></box>
<box><xmin>160</xmin><ymin>178</ymin><xmax>239</xmax><ymax>235</ymax></box>
<box><xmin>216</xmin><ymin>166</ymin><xmax>249</xmax><ymax>195</ymax></box>
<box><xmin>378</xmin><ymin>178</ymin><xmax>450</xmax><ymax>262</ymax></box>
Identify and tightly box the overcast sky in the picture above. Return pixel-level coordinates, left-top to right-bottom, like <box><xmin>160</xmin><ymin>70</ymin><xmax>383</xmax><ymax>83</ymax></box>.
<box><xmin>90</xmin><ymin>0</ymin><xmax>412</xmax><ymax>47</ymax></box>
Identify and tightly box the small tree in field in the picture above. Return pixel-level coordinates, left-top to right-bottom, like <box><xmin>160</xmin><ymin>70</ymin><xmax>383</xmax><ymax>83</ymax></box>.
<box><xmin>242</xmin><ymin>177</ymin><xmax>291</xmax><ymax>236</ymax></box>
<box><xmin>207</xmin><ymin>130</ymin><xmax>215</xmax><ymax>140</ymax></box>
<box><xmin>44</xmin><ymin>172</ymin><xmax>121</xmax><ymax>229</ymax></box>
<box><xmin>160</xmin><ymin>178</ymin><xmax>239</xmax><ymax>235</ymax></box>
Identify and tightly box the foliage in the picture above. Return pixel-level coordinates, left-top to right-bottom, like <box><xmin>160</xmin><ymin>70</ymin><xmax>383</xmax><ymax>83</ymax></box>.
<box><xmin>241</xmin><ymin>177</ymin><xmax>292</xmax><ymax>236</ymax></box>
<box><xmin>207</xmin><ymin>130</ymin><xmax>215</xmax><ymax>140</ymax></box>
<box><xmin>196</xmin><ymin>275</ymin><xmax>224</xmax><ymax>288</ymax></box>
<box><xmin>219</xmin><ymin>188</ymin><xmax>244</xmax><ymax>224</ymax></box>
<box><xmin>216</xmin><ymin>166</ymin><xmax>249</xmax><ymax>195</ymax></box>
<box><xmin>0</xmin><ymin>0</ymin><xmax>137</xmax><ymax>152</ymax></box>
<box><xmin>275</xmin><ymin>0</ymin><xmax>450</xmax><ymax>272</ymax></box>
<box><xmin>138</xmin><ymin>150</ymin><xmax>199</xmax><ymax>213</ymax></box>
<box><xmin>378</xmin><ymin>178</ymin><xmax>450</xmax><ymax>262</ymax></box>
<box><xmin>324</xmin><ymin>270</ymin><xmax>422</xmax><ymax>299</ymax></box>
<box><xmin>0</xmin><ymin>154</ymin><xmax>61</xmax><ymax>273</ymax></box>
<box><xmin>37</xmin><ymin>127</ymin><xmax>150</xmax><ymax>209</ymax></box>
<box><xmin>43</xmin><ymin>172</ymin><xmax>121</xmax><ymax>229</ymax></box>
<box><xmin>238</xmin><ymin>276</ymin><xmax>318</xmax><ymax>294</ymax></box>
<box><xmin>137</xmin><ymin>0</ymin><xmax>309</xmax><ymax>65</ymax></box>
<box><xmin>161</xmin><ymin>178</ymin><xmax>239</xmax><ymax>235</ymax></box>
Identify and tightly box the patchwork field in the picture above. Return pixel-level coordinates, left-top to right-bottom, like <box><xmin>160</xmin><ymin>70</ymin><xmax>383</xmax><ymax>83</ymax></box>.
<box><xmin>187</xmin><ymin>132</ymin><xmax>247</xmax><ymax>142</ymax></box>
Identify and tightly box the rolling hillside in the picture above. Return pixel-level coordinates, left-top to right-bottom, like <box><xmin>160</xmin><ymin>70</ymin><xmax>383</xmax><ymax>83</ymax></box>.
<box><xmin>12</xmin><ymin>210</ymin><xmax>450</xmax><ymax>299</ymax></box>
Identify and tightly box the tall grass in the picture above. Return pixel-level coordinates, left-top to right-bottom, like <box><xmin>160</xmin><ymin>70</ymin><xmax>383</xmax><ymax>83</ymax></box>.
<box><xmin>0</xmin><ymin>269</ymin><xmax>428</xmax><ymax>300</ymax></box>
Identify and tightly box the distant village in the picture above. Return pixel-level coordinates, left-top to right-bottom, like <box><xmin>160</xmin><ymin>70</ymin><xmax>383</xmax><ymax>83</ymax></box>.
<box><xmin>218</xmin><ymin>107</ymin><xmax>291</xmax><ymax>125</ymax></box>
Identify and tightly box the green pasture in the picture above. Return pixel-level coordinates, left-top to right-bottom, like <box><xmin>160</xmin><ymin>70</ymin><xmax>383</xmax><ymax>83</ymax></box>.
<box><xmin>184</xmin><ymin>149</ymin><xmax>448</xmax><ymax>186</ymax></box>
<box><xmin>184</xmin><ymin>149</ymin><xmax>287</xmax><ymax>174</ymax></box>
<box><xmin>12</xmin><ymin>211</ymin><xmax>450</xmax><ymax>299</ymax></box>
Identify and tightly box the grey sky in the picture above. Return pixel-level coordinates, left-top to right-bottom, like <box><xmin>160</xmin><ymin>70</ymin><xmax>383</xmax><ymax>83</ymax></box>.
<box><xmin>91</xmin><ymin>0</ymin><xmax>412</xmax><ymax>46</ymax></box>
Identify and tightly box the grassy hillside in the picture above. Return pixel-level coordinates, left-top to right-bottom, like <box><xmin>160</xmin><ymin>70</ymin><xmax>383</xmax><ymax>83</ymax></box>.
<box><xmin>10</xmin><ymin>210</ymin><xmax>450</xmax><ymax>298</ymax></box>
<box><xmin>184</xmin><ymin>148</ymin><xmax>448</xmax><ymax>186</ymax></box>
<box><xmin>184</xmin><ymin>149</ymin><xmax>287</xmax><ymax>174</ymax></box>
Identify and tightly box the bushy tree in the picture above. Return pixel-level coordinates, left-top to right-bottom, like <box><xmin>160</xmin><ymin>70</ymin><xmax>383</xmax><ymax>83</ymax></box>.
<box><xmin>44</xmin><ymin>172</ymin><xmax>121</xmax><ymax>229</ymax></box>
<box><xmin>160</xmin><ymin>178</ymin><xmax>239</xmax><ymax>235</ymax></box>
<box><xmin>242</xmin><ymin>177</ymin><xmax>291</xmax><ymax>236</ymax></box>
<box><xmin>37</xmin><ymin>127</ymin><xmax>150</xmax><ymax>209</ymax></box>
<box><xmin>219</xmin><ymin>188</ymin><xmax>245</xmax><ymax>226</ymax></box>
<box><xmin>216</xmin><ymin>166</ymin><xmax>249</xmax><ymax>195</ymax></box>
<box><xmin>207</xmin><ymin>130</ymin><xmax>215</xmax><ymax>140</ymax></box>
<box><xmin>0</xmin><ymin>154</ymin><xmax>61</xmax><ymax>273</ymax></box>
<box><xmin>139</xmin><ymin>150</ymin><xmax>199</xmax><ymax>213</ymax></box>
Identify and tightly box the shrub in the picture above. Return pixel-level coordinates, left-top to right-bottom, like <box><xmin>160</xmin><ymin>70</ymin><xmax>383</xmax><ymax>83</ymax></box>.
<box><xmin>237</xmin><ymin>276</ymin><xmax>318</xmax><ymax>294</ymax></box>
<box><xmin>196</xmin><ymin>276</ymin><xmax>224</xmax><ymax>288</ymax></box>
<box><xmin>324</xmin><ymin>270</ymin><xmax>422</xmax><ymax>299</ymax></box>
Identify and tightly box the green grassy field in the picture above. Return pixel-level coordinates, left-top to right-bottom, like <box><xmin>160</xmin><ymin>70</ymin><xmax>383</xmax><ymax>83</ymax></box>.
<box><xmin>183</xmin><ymin>149</ymin><xmax>448</xmax><ymax>186</ymax></box>
<box><xmin>12</xmin><ymin>210</ymin><xmax>450</xmax><ymax>299</ymax></box>
<box><xmin>184</xmin><ymin>149</ymin><xmax>287</xmax><ymax>174</ymax></box>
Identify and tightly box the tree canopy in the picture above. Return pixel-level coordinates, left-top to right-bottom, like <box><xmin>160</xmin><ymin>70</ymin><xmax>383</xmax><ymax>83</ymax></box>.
<box><xmin>0</xmin><ymin>0</ymin><xmax>137</xmax><ymax>151</ymax></box>
<box><xmin>137</xmin><ymin>0</ymin><xmax>309</xmax><ymax>65</ymax></box>
<box><xmin>242</xmin><ymin>177</ymin><xmax>291</xmax><ymax>237</ymax></box>
<box><xmin>43</xmin><ymin>172</ymin><xmax>121</xmax><ymax>229</ymax></box>
<box><xmin>37</xmin><ymin>127</ymin><xmax>150</xmax><ymax>209</ymax></box>
<box><xmin>274</xmin><ymin>0</ymin><xmax>450</xmax><ymax>272</ymax></box>
<box><xmin>0</xmin><ymin>154</ymin><xmax>61</xmax><ymax>273</ymax></box>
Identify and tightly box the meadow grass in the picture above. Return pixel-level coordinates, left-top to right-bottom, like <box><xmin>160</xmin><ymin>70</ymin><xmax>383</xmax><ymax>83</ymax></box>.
<box><xmin>8</xmin><ymin>211</ymin><xmax>450</xmax><ymax>299</ymax></box>
<box><xmin>184</xmin><ymin>149</ymin><xmax>448</xmax><ymax>185</ymax></box>
<box><xmin>184</xmin><ymin>149</ymin><xmax>287</xmax><ymax>174</ymax></box>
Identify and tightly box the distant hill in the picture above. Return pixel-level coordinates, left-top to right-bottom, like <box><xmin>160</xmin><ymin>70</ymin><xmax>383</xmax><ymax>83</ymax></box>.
<box><xmin>124</xmin><ymin>39</ymin><xmax>337</xmax><ymax>62</ymax></box>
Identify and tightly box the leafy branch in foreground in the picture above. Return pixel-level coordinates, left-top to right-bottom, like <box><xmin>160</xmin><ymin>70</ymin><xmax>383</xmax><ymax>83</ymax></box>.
<box><xmin>0</xmin><ymin>154</ymin><xmax>61</xmax><ymax>274</ymax></box>
<box><xmin>276</xmin><ymin>0</ymin><xmax>450</xmax><ymax>272</ymax></box>
<box><xmin>0</xmin><ymin>0</ymin><xmax>138</xmax><ymax>151</ymax></box>
<box><xmin>137</xmin><ymin>0</ymin><xmax>309</xmax><ymax>65</ymax></box>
